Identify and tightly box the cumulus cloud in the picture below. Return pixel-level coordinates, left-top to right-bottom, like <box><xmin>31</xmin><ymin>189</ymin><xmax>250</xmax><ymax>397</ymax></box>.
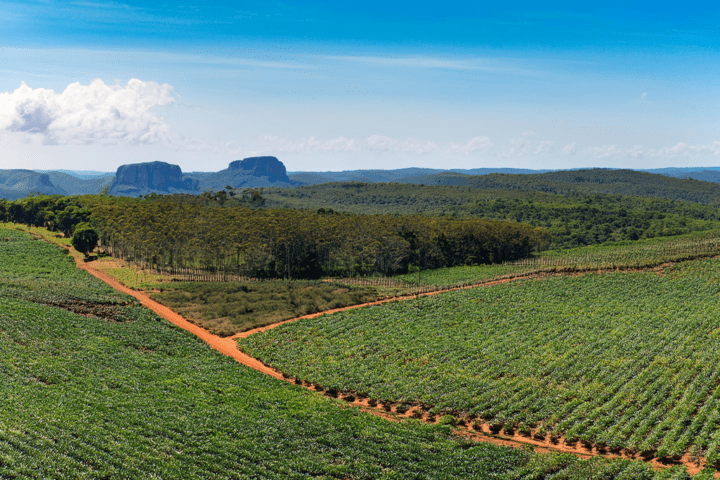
<box><xmin>562</xmin><ymin>143</ymin><xmax>578</xmax><ymax>155</ymax></box>
<box><xmin>252</xmin><ymin>134</ymin><xmax>439</xmax><ymax>156</ymax></box>
<box><xmin>509</xmin><ymin>131</ymin><xmax>535</xmax><ymax>155</ymax></box>
<box><xmin>366</xmin><ymin>135</ymin><xmax>438</xmax><ymax>155</ymax></box>
<box><xmin>0</xmin><ymin>78</ymin><xmax>175</xmax><ymax>145</ymax></box>
<box><xmin>447</xmin><ymin>136</ymin><xmax>492</xmax><ymax>155</ymax></box>
<box><xmin>534</xmin><ymin>140</ymin><xmax>555</xmax><ymax>155</ymax></box>
<box><xmin>647</xmin><ymin>142</ymin><xmax>720</xmax><ymax>158</ymax></box>
<box><xmin>584</xmin><ymin>144</ymin><xmax>644</xmax><ymax>159</ymax></box>
<box><xmin>258</xmin><ymin>135</ymin><xmax>360</xmax><ymax>153</ymax></box>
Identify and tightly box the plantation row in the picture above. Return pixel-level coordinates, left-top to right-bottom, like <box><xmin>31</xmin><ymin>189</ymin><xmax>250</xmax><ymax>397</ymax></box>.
<box><xmin>1</xmin><ymin>226</ymin><xmax>700</xmax><ymax>478</ymax></box>
<box><xmin>510</xmin><ymin>232</ymin><xmax>720</xmax><ymax>270</ymax></box>
<box><xmin>90</xmin><ymin>197</ymin><xmax>548</xmax><ymax>279</ymax></box>
<box><xmin>239</xmin><ymin>257</ymin><xmax>720</xmax><ymax>463</ymax></box>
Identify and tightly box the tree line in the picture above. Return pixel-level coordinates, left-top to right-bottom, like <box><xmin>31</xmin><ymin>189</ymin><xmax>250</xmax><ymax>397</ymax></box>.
<box><xmin>90</xmin><ymin>197</ymin><xmax>549</xmax><ymax>279</ymax></box>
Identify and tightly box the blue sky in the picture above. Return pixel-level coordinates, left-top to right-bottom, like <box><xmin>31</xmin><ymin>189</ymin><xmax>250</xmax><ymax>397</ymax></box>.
<box><xmin>0</xmin><ymin>1</ymin><xmax>719</xmax><ymax>172</ymax></box>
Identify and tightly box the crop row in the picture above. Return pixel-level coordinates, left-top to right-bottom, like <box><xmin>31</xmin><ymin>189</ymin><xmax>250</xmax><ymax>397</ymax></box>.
<box><xmin>1</xmin><ymin>226</ymin><xmax>692</xmax><ymax>477</ymax></box>
<box><xmin>0</xmin><ymin>226</ymin><xmax>128</xmax><ymax>305</ymax></box>
<box><xmin>239</xmin><ymin>257</ymin><xmax>720</xmax><ymax>462</ymax></box>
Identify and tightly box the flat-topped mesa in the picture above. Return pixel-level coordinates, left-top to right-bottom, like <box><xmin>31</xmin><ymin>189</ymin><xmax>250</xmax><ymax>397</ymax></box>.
<box><xmin>228</xmin><ymin>156</ymin><xmax>289</xmax><ymax>183</ymax></box>
<box><xmin>110</xmin><ymin>161</ymin><xmax>199</xmax><ymax>195</ymax></box>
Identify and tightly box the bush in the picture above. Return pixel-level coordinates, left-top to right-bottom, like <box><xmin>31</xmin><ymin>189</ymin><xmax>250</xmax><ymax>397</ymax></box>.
<box><xmin>72</xmin><ymin>223</ymin><xmax>99</xmax><ymax>255</ymax></box>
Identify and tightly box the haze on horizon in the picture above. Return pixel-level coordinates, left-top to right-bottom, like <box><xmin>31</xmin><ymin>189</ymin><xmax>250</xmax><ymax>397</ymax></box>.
<box><xmin>0</xmin><ymin>1</ymin><xmax>719</xmax><ymax>174</ymax></box>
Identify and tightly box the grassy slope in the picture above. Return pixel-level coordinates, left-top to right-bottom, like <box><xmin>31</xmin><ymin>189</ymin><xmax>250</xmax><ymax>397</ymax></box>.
<box><xmin>240</xmin><ymin>257</ymin><xmax>720</xmax><ymax>462</ymax></box>
<box><xmin>2</xmin><ymin>225</ymin><xmax>689</xmax><ymax>479</ymax></box>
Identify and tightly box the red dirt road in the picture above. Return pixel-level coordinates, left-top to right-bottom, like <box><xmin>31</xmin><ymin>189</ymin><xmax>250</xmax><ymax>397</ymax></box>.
<box><xmin>231</xmin><ymin>276</ymin><xmax>526</xmax><ymax>339</ymax></box>
<box><xmin>76</xmin><ymin>261</ymin><xmax>284</xmax><ymax>380</ymax></box>
<box><xmin>64</xmin><ymin>249</ymin><xmax>711</xmax><ymax>476</ymax></box>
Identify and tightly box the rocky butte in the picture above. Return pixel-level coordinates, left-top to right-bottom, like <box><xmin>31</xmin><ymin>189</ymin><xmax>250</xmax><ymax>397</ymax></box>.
<box><xmin>109</xmin><ymin>161</ymin><xmax>199</xmax><ymax>196</ymax></box>
<box><xmin>228</xmin><ymin>156</ymin><xmax>290</xmax><ymax>183</ymax></box>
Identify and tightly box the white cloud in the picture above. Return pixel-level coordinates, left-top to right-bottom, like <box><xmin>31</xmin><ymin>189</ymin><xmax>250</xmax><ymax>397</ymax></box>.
<box><xmin>584</xmin><ymin>144</ymin><xmax>644</xmax><ymax>159</ymax></box>
<box><xmin>534</xmin><ymin>140</ymin><xmax>555</xmax><ymax>154</ymax></box>
<box><xmin>259</xmin><ymin>135</ymin><xmax>360</xmax><ymax>153</ymax></box>
<box><xmin>0</xmin><ymin>78</ymin><xmax>175</xmax><ymax>145</ymax></box>
<box><xmin>509</xmin><ymin>131</ymin><xmax>535</xmax><ymax>155</ymax></box>
<box><xmin>562</xmin><ymin>143</ymin><xmax>577</xmax><ymax>155</ymax></box>
<box><xmin>366</xmin><ymin>135</ymin><xmax>438</xmax><ymax>155</ymax></box>
<box><xmin>250</xmin><ymin>134</ymin><xmax>439</xmax><ymax>156</ymax></box>
<box><xmin>447</xmin><ymin>136</ymin><xmax>492</xmax><ymax>155</ymax></box>
<box><xmin>580</xmin><ymin>142</ymin><xmax>720</xmax><ymax>160</ymax></box>
<box><xmin>647</xmin><ymin>142</ymin><xmax>720</xmax><ymax>158</ymax></box>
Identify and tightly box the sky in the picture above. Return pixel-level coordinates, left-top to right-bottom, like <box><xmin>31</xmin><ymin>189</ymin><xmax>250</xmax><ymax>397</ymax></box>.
<box><xmin>0</xmin><ymin>1</ymin><xmax>719</xmax><ymax>173</ymax></box>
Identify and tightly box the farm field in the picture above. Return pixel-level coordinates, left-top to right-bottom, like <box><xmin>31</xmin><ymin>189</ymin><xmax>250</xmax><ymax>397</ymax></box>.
<box><xmin>149</xmin><ymin>280</ymin><xmax>380</xmax><ymax>336</ymax></box>
<box><xmin>239</xmin><ymin>256</ymin><xmax>720</xmax><ymax>465</ymax></box>
<box><xmin>395</xmin><ymin>230</ymin><xmax>720</xmax><ymax>290</ymax></box>
<box><xmin>2</xmin><ymin>225</ymin><xmax>693</xmax><ymax>478</ymax></box>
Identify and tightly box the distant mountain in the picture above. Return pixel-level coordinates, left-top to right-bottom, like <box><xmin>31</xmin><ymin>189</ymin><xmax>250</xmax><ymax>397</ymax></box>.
<box><xmin>0</xmin><ymin>170</ymin><xmax>67</xmax><ymax>199</ymax></box>
<box><xmin>199</xmin><ymin>156</ymin><xmax>299</xmax><ymax>191</ymax></box>
<box><xmin>46</xmin><ymin>171</ymin><xmax>114</xmax><ymax>195</ymax></box>
<box><xmin>2</xmin><ymin>161</ymin><xmax>720</xmax><ymax>201</ymax></box>
<box><xmin>35</xmin><ymin>169</ymin><xmax>115</xmax><ymax>180</ymax></box>
<box><xmin>109</xmin><ymin>161</ymin><xmax>199</xmax><ymax>197</ymax></box>
<box><xmin>644</xmin><ymin>167</ymin><xmax>720</xmax><ymax>184</ymax></box>
<box><xmin>288</xmin><ymin>167</ymin><xmax>550</xmax><ymax>185</ymax></box>
<box><xmin>461</xmin><ymin>168</ymin><xmax>720</xmax><ymax>206</ymax></box>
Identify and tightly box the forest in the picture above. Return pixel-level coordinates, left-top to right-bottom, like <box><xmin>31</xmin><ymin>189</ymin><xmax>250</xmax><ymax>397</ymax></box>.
<box><xmin>5</xmin><ymin>169</ymin><xmax>720</xmax><ymax>277</ymax></box>
<box><xmin>260</xmin><ymin>182</ymin><xmax>720</xmax><ymax>248</ymax></box>
<box><xmin>0</xmin><ymin>193</ymin><xmax>548</xmax><ymax>279</ymax></box>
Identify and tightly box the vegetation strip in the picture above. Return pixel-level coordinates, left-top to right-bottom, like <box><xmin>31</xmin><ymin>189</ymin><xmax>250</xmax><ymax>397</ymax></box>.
<box><xmin>277</xmin><ymin>379</ymin><xmax>708</xmax><ymax>476</ymax></box>
<box><xmin>12</xmin><ymin>227</ymin><xmax>587</xmax><ymax>479</ymax></box>
<box><xmin>241</xmin><ymin>258</ymin><xmax>720</xmax><ymax>475</ymax></box>
<box><xmin>46</xmin><ymin>233</ymin><xmax>716</xmax><ymax>475</ymax></box>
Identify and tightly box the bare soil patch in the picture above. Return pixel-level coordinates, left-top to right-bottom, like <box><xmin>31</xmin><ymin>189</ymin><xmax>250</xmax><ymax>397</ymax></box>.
<box><xmin>44</xmin><ymin>299</ymin><xmax>133</xmax><ymax>322</ymax></box>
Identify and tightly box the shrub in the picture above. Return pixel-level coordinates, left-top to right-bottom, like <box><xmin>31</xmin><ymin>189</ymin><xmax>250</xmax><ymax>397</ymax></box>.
<box><xmin>71</xmin><ymin>223</ymin><xmax>99</xmax><ymax>255</ymax></box>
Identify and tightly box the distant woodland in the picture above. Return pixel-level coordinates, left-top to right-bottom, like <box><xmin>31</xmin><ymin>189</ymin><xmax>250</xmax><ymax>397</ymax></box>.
<box><xmin>3</xmin><ymin>167</ymin><xmax>720</xmax><ymax>277</ymax></box>
<box><xmin>0</xmin><ymin>193</ymin><xmax>546</xmax><ymax>279</ymax></box>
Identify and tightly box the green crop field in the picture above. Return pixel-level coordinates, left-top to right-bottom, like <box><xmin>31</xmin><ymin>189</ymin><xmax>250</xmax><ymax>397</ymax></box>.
<box><xmin>388</xmin><ymin>230</ymin><xmax>720</xmax><ymax>293</ymax></box>
<box><xmin>240</xmin><ymin>257</ymin><xmax>720</xmax><ymax>465</ymax></box>
<box><xmin>0</xmin><ymin>228</ymin><xmax>127</xmax><ymax>305</ymax></box>
<box><xmin>2</xmin><ymin>225</ymin><xmax>693</xmax><ymax>478</ymax></box>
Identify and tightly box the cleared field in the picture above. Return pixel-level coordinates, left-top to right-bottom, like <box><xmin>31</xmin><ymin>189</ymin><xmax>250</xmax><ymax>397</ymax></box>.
<box><xmin>2</xmin><ymin>225</ymin><xmax>687</xmax><ymax>478</ymax></box>
<box><xmin>150</xmin><ymin>280</ymin><xmax>379</xmax><ymax>336</ymax></box>
<box><xmin>240</xmin><ymin>257</ymin><xmax>720</xmax><ymax>464</ymax></box>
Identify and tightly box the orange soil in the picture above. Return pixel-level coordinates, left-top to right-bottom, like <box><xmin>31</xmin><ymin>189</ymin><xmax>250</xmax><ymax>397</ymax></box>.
<box><xmin>231</xmin><ymin>275</ymin><xmax>533</xmax><ymax>339</ymax></box>
<box><xmin>58</xmin><ymin>245</ymin><xmax>714</xmax><ymax>476</ymax></box>
<box><xmin>231</xmin><ymin>263</ymin><xmax>672</xmax><ymax>340</ymax></box>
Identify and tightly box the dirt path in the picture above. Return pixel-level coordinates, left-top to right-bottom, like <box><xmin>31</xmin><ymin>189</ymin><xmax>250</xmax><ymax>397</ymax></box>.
<box><xmin>75</xmin><ymin>259</ymin><xmax>284</xmax><ymax>381</ymax></box>
<box><xmin>231</xmin><ymin>263</ymin><xmax>672</xmax><ymax>340</ymax></box>
<box><xmin>232</xmin><ymin>274</ymin><xmax>548</xmax><ymax>339</ymax></box>
<box><xmin>63</xmin><ymin>249</ymin><xmax>712</xmax><ymax>475</ymax></box>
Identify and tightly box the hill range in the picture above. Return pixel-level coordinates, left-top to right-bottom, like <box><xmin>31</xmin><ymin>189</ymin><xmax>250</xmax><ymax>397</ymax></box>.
<box><xmin>2</xmin><ymin>156</ymin><xmax>720</xmax><ymax>200</ymax></box>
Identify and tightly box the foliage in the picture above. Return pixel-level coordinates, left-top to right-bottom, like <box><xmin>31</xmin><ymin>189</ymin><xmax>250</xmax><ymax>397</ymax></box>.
<box><xmin>0</xmin><ymin>225</ymin><xmax>674</xmax><ymax>478</ymax></box>
<box><xmin>89</xmin><ymin>196</ymin><xmax>546</xmax><ymax>279</ymax></box>
<box><xmin>464</xmin><ymin>168</ymin><xmax>720</xmax><ymax>205</ymax></box>
<box><xmin>0</xmin><ymin>194</ymin><xmax>91</xmax><ymax>236</ymax></box>
<box><xmin>71</xmin><ymin>221</ymin><xmax>99</xmax><ymax>254</ymax></box>
<box><xmin>260</xmin><ymin>182</ymin><xmax>720</xmax><ymax>248</ymax></box>
<box><xmin>151</xmin><ymin>280</ymin><xmax>379</xmax><ymax>336</ymax></box>
<box><xmin>240</xmin><ymin>257</ymin><xmax>720</xmax><ymax>462</ymax></box>
<box><xmin>0</xmin><ymin>227</ymin><xmax>127</xmax><ymax>305</ymax></box>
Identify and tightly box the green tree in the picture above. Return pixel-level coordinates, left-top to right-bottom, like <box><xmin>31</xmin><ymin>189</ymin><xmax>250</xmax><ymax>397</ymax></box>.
<box><xmin>72</xmin><ymin>222</ymin><xmax>99</xmax><ymax>255</ymax></box>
